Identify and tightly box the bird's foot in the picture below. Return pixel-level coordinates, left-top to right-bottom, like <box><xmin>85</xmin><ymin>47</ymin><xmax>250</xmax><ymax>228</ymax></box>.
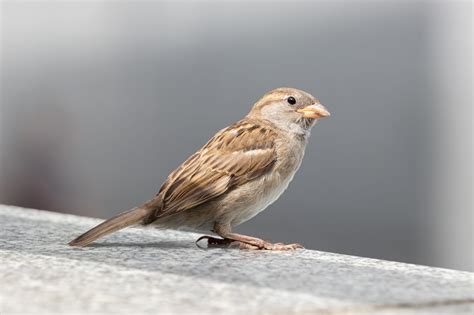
<box><xmin>219</xmin><ymin>233</ymin><xmax>304</xmax><ymax>250</ymax></box>
<box><xmin>195</xmin><ymin>235</ymin><xmax>303</xmax><ymax>250</ymax></box>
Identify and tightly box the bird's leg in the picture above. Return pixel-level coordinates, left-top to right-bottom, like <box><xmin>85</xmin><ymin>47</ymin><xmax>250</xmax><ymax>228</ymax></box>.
<box><xmin>213</xmin><ymin>223</ymin><xmax>304</xmax><ymax>251</ymax></box>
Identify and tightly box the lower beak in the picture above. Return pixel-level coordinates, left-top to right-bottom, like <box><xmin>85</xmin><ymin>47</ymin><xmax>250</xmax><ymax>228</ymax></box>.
<box><xmin>296</xmin><ymin>103</ymin><xmax>331</xmax><ymax>119</ymax></box>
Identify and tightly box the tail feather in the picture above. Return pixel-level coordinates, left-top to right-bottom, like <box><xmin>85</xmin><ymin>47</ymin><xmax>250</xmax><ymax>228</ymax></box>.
<box><xmin>68</xmin><ymin>206</ymin><xmax>153</xmax><ymax>247</ymax></box>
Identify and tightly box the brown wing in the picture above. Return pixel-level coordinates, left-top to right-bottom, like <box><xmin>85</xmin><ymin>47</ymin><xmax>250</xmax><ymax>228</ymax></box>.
<box><xmin>152</xmin><ymin>119</ymin><xmax>277</xmax><ymax>219</ymax></box>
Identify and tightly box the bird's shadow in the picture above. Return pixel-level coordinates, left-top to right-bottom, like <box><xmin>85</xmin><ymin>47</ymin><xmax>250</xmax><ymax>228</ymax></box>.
<box><xmin>84</xmin><ymin>240</ymin><xmax>239</xmax><ymax>251</ymax></box>
<box><xmin>87</xmin><ymin>240</ymin><xmax>194</xmax><ymax>249</ymax></box>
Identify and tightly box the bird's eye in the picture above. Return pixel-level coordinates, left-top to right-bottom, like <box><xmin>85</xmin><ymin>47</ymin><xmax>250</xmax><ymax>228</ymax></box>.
<box><xmin>287</xmin><ymin>96</ymin><xmax>296</xmax><ymax>105</ymax></box>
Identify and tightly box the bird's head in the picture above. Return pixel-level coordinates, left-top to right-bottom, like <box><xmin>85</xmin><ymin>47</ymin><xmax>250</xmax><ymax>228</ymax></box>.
<box><xmin>248</xmin><ymin>87</ymin><xmax>330</xmax><ymax>135</ymax></box>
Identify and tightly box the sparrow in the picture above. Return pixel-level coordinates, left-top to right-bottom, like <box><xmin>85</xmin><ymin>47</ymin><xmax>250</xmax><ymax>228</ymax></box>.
<box><xmin>69</xmin><ymin>87</ymin><xmax>330</xmax><ymax>250</ymax></box>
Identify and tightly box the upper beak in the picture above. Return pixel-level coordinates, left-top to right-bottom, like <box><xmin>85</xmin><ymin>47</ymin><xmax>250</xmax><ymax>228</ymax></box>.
<box><xmin>296</xmin><ymin>103</ymin><xmax>331</xmax><ymax>119</ymax></box>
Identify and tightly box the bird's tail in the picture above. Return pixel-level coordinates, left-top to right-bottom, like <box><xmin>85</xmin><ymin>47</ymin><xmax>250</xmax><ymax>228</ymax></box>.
<box><xmin>68</xmin><ymin>206</ymin><xmax>154</xmax><ymax>247</ymax></box>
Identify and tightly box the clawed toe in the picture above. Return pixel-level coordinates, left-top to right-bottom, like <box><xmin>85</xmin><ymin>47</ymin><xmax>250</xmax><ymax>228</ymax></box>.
<box><xmin>195</xmin><ymin>235</ymin><xmax>239</xmax><ymax>249</ymax></box>
<box><xmin>196</xmin><ymin>235</ymin><xmax>225</xmax><ymax>248</ymax></box>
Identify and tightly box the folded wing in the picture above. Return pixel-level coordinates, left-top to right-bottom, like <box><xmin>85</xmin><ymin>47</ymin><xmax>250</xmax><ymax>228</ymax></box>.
<box><xmin>151</xmin><ymin>119</ymin><xmax>277</xmax><ymax>220</ymax></box>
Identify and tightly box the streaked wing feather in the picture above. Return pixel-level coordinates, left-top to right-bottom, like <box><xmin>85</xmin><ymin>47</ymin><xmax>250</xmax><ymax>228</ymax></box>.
<box><xmin>154</xmin><ymin>119</ymin><xmax>277</xmax><ymax>219</ymax></box>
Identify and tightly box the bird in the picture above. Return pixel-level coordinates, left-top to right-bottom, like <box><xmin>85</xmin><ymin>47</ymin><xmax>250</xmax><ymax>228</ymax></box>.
<box><xmin>69</xmin><ymin>87</ymin><xmax>330</xmax><ymax>250</ymax></box>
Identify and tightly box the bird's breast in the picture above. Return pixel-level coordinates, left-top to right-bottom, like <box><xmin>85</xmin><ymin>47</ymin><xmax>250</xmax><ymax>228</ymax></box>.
<box><xmin>222</xmin><ymin>139</ymin><xmax>307</xmax><ymax>227</ymax></box>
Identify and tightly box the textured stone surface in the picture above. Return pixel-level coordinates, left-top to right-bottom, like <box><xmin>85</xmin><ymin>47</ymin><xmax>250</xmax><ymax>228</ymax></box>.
<box><xmin>0</xmin><ymin>205</ymin><xmax>473</xmax><ymax>314</ymax></box>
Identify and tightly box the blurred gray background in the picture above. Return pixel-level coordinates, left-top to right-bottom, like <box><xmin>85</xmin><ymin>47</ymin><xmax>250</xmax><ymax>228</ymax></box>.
<box><xmin>0</xmin><ymin>0</ymin><xmax>472</xmax><ymax>271</ymax></box>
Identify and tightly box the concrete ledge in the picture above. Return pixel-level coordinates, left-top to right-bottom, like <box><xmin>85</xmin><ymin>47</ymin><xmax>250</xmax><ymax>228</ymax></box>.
<box><xmin>0</xmin><ymin>204</ymin><xmax>473</xmax><ymax>314</ymax></box>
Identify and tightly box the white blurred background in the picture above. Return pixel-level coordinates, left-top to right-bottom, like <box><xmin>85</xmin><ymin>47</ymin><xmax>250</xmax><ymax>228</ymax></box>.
<box><xmin>0</xmin><ymin>0</ymin><xmax>472</xmax><ymax>271</ymax></box>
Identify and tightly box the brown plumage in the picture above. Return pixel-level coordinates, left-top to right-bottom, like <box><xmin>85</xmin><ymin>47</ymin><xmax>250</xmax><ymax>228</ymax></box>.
<box><xmin>69</xmin><ymin>87</ymin><xmax>330</xmax><ymax>250</ymax></box>
<box><xmin>155</xmin><ymin>120</ymin><xmax>277</xmax><ymax>219</ymax></box>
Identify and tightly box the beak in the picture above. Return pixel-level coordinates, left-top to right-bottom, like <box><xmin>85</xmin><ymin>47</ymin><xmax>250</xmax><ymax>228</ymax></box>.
<box><xmin>296</xmin><ymin>103</ymin><xmax>331</xmax><ymax>119</ymax></box>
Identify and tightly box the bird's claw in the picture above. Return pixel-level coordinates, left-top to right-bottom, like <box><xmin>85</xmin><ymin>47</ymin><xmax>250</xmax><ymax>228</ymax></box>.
<box><xmin>195</xmin><ymin>235</ymin><xmax>237</xmax><ymax>249</ymax></box>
